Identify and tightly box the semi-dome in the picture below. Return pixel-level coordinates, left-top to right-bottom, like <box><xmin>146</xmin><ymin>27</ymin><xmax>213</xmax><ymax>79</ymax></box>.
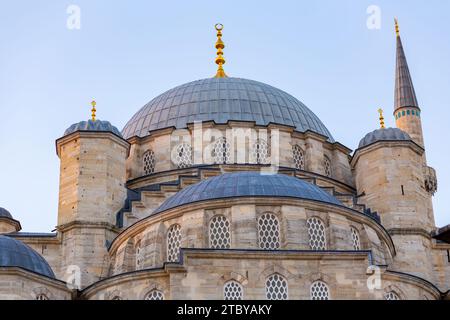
<box><xmin>154</xmin><ymin>171</ymin><xmax>341</xmax><ymax>214</ymax></box>
<box><xmin>122</xmin><ymin>77</ymin><xmax>334</xmax><ymax>141</ymax></box>
<box><xmin>0</xmin><ymin>207</ymin><xmax>13</xmax><ymax>219</ymax></box>
<box><xmin>358</xmin><ymin>127</ymin><xmax>411</xmax><ymax>149</ymax></box>
<box><xmin>64</xmin><ymin>119</ymin><xmax>122</xmax><ymax>137</ymax></box>
<box><xmin>0</xmin><ymin>235</ymin><xmax>55</xmax><ymax>278</ymax></box>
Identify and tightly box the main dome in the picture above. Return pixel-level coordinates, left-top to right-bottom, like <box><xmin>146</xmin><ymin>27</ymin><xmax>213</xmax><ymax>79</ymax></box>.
<box><xmin>122</xmin><ymin>77</ymin><xmax>334</xmax><ymax>141</ymax></box>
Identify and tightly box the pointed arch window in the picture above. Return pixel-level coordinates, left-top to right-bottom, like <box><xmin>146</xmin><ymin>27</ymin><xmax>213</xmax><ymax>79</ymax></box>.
<box><xmin>324</xmin><ymin>155</ymin><xmax>332</xmax><ymax>177</ymax></box>
<box><xmin>135</xmin><ymin>240</ymin><xmax>143</xmax><ymax>270</ymax></box>
<box><xmin>257</xmin><ymin>213</ymin><xmax>280</xmax><ymax>250</ymax></box>
<box><xmin>251</xmin><ymin>139</ymin><xmax>270</xmax><ymax>164</ymax></box>
<box><xmin>292</xmin><ymin>144</ymin><xmax>305</xmax><ymax>170</ymax></box>
<box><xmin>143</xmin><ymin>149</ymin><xmax>156</xmax><ymax>175</ymax></box>
<box><xmin>350</xmin><ymin>227</ymin><xmax>361</xmax><ymax>250</ymax></box>
<box><xmin>174</xmin><ymin>142</ymin><xmax>192</xmax><ymax>169</ymax></box>
<box><xmin>167</xmin><ymin>224</ymin><xmax>182</xmax><ymax>262</ymax></box>
<box><xmin>145</xmin><ymin>290</ymin><xmax>164</xmax><ymax>300</ymax></box>
<box><xmin>265</xmin><ymin>274</ymin><xmax>288</xmax><ymax>300</ymax></box>
<box><xmin>209</xmin><ymin>215</ymin><xmax>231</xmax><ymax>249</ymax></box>
<box><xmin>310</xmin><ymin>281</ymin><xmax>330</xmax><ymax>300</ymax></box>
<box><xmin>212</xmin><ymin>137</ymin><xmax>231</xmax><ymax>164</ymax></box>
<box><xmin>307</xmin><ymin>217</ymin><xmax>327</xmax><ymax>250</ymax></box>
<box><xmin>384</xmin><ymin>291</ymin><xmax>401</xmax><ymax>300</ymax></box>
<box><xmin>223</xmin><ymin>281</ymin><xmax>243</xmax><ymax>300</ymax></box>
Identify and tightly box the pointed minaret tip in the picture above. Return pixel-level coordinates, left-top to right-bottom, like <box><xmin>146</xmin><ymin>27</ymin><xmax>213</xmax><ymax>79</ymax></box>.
<box><xmin>394</xmin><ymin>18</ymin><xmax>419</xmax><ymax>111</ymax></box>
<box><xmin>394</xmin><ymin>18</ymin><xmax>400</xmax><ymax>37</ymax></box>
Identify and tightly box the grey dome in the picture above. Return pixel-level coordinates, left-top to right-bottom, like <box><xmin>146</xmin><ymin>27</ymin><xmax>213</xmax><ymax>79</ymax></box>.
<box><xmin>154</xmin><ymin>172</ymin><xmax>341</xmax><ymax>214</ymax></box>
<box><xmin>358</xmin><ymin>127</ymin><xmax>411</xmax><ymax>149</ymax></box>
<box><xmin>64</xmin><ymin>119</ymin><xmax>122</xmax><ymax>137</ymax></box>
<box><xmin>0</xmin><ymin>207</ymin><xmax>12</xmax><ymax>219</ymax></box>
<box><xmin>122</xmin><ymin>77</ymin><xmax>334</xmax><ymax>141</ymax></box>
<box><xmin>0</xmin><ymin>235</ymin><xmax>55</xmax><ymax>278</ymax></box>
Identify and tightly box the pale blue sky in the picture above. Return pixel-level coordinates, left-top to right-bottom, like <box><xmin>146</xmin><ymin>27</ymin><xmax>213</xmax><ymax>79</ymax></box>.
<box><xmin>0</xmin><ymin>0</ymin><xmax>449</xmax><ymax>231</ymax></box>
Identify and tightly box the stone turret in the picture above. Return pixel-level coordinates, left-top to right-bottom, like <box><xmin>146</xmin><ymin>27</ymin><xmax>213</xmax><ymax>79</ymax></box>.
<box><xmin>56</xmin><ymin>115</ymin><xmax>129</xmax><ymax>288</ymax></box>
<box><xmin>352</xmin><ymin>128</ymin><xmax>436</xmax><ymax>282</ymax></box>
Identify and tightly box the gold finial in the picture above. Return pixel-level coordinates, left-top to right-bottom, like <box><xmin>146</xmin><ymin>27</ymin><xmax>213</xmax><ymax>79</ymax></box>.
<box><xmin>91</xmin><ymin>100</ymin><xmax>97</xmax><ymax>121</ymax></box>
<box><xmin>378</xmin><ymin>108</ymin><xmax>385</xmax><ymax>129</ymax></box>
<box><xmin>394</xmin><ymin>18</ymin><xmax>400</xmax><ymax>37</ymax></box>
<box><xmin>214</xmin><ymin>23</ymin><xmax>228</xmax><ymax>78</ymax></box>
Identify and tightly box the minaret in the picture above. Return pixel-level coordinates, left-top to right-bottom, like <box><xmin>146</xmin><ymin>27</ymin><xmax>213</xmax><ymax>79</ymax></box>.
<box><xmin>393</xmin><ymin>19</ymin><xmax>425</xmax><ymax>149</ymax></box>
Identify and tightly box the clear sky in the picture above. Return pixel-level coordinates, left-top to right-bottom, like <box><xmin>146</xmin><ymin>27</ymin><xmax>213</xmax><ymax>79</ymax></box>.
<box><xmin>0</xmin><ymin>0</ymin><xmax>449</xmax><ymax>231</ymax></box>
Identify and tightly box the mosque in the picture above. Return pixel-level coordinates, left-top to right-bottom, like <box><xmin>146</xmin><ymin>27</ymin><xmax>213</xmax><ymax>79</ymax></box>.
<box><xmin>0</xmin><ymin>21</ymin><xmax>449</xmax><ymax>300</ymax></box>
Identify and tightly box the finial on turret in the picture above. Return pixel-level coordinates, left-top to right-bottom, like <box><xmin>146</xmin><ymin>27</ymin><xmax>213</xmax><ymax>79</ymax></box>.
<box><xmin>378</xmin><ymin>108</ymin><xmax>385</xmax><ymax>129</ymax></box>
<box><xmin>91</xmin><ymin>100</ymin><xmax>97</xmax><ymax>121</ymax></box>
<box><xmin>214</xmin><ymin>23</ymin><xmax>228</xmax><ymax>78</ymax></box>
<box><xmin>394</xmin><ymin>18</ymin><xmax>400</xmax><ymax>37</ymax></box>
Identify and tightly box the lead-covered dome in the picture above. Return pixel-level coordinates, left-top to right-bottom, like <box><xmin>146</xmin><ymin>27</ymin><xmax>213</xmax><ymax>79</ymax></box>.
<box><xmin>154</xmin><ymin>172</ymin><xmax>341</xmax><ymax>214</ymax></box>
<box><xmin>64</xmin><ymin>119</ymin><xmax>122</xmax><ymax>137</ymax></box>
<box><xmin>0</xmin><ymin>207</ymin><xmax>13</xmax><ymax>219</ymax></box>
<box><xmin>122</xmin><ymin>77</ymin><xmax>334</xmax><ymax>141</ymax></box>
<box><xmin>358</xmin><ymin>127</ymin><xmax>411</xmax><ymax>149</ymax></box>
<box><xmin>0</xmin><ymin>235</ymin><xmax>55</xmax><ymax>278</ymax></box>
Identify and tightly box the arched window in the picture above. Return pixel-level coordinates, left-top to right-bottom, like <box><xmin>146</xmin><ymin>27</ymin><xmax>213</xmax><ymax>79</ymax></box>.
<box><xmin>251</xmin><ymin>139</ymin><xmax>270</xmax><ymax>164</ymax></box>
<box><xmin>265</xmin><ymin>274</ymin><xmax>288</xmax><ymax>300</ymax></box>
<box><xmin>167</xmin><ymin>224</ymin><xmax>182</xmax><ymax>262</ymax></box>
<box><xmin>145</xmin><ymin>290</ymin><xmax>164</xmax><ymax>300</ymax></box>
<box><xmin>36</xmin><ymin>293</ymin><xmax>49</xmax><ymax>300</ymax></box>
<box><xmin>310</xmin><ymin>281</ymin><xmax>330</xmax><ymax>300</ymax></box>
<box><xmin>292</xmin><ymin>144</ymin><xmax>305</xmax><ymax>170</ymax></box>
<box><xmin>209</xmin><ymin>215</ymin><xmax>231</xmax><ymax>249</ymax></box>
<box><xmin>135</xmin><ymin>240</ymin><xmax>143</xmax><ymax>270</ymax></box>
<box><xmin>384</xmin><ymin>291</ymin><xmax>401</xmax><ymax>300</ymax></box>
<box><xmin>143</xmin><ymin>149</ymin><xmax>156</xmax><ymax>175</ymax></box>
<box><xmin>257</xmin><ymin>213</ymin><xmax>280</xmax><ymax>250</ymax></box>
<box><xmin>307</xmin><ymin>217</ymin><xmax>326</xmax><ymax>250</ymax></box>
<box><xmin>173</xmin><ymin>142</ymin><xmax>192</xmax><ymax>169</ymax></box>
<box><xmin>212</xmin><ymin>137</ymin><xmax>231</xmax><ymax>164</ymax></box>
<box><xmin>350</xmin><ymin>227</ymin><xmax>361</xmax><ymax>250</ymax></box>
<box><xmin>223</xmin><ymin>281</ymin><xmax>243</xmax><ymax>300</ymax></box>
<box><xmin>324</xmin><ymin>155</ymin><xmax>332</xmax><ymax>177</ymax></box>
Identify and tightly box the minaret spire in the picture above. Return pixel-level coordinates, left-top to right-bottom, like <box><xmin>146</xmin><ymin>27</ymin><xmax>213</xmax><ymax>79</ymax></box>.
<box><xmin>214</xmin><ymin>23</ymin><xmax>228</xmax><ymax>78</ymax></box>
<box><xmin>393</xmin><ymin>18</ymin><xmax>425</xmax><ymax>150</ymax></box>
<box><xmin>394</xmin><ymin>18</ymin><xmax>419</xmax><ymax>111</ymax></box>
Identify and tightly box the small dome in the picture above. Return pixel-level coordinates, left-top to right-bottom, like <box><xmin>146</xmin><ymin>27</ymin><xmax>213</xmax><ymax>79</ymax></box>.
<box><xmin>154</xmin><ymin>172</ymin><xmax>341</xmax><ymax>214</ymax></box>
<box><xmin>64</xmin><ymin>119</ymin><xmax>122</xmax><ymax>137</ymax></box>
<box><xmin>0</xmin><ymin>207</ymin><xmax>13</xmax><ymax>219</ymax></box>
<box><xmin>0</xmin><ymin>235</ymin><xmax>55</xmax><ymax>278</ymax></box>
<box><xmin>358</xmin><ymin>128</ymin><xmax>411</xmax><ymax>149</ymax></box>
<box><xmin>122</xmin><ymin>77</ymin><xmax>334</xmax><ymax>141</ymax></box>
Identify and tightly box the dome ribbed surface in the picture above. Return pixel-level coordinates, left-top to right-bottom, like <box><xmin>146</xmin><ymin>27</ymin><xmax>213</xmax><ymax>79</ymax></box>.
<box><xmin>122</xmin><ymin>77</ymin><xmax>334</xmax><ymax>141</ymax></box>
<box><xmin>358</xmin><ymin>127</ymin><xmax>411</xmax><ymax>149</ymax></box>
<box><xmin>64</xmin><ymin>119</ymin><xmax>122</xmax><ymax>137</ymax></box>
<box><xmin>0</xmin><ymin>235</ymin><xmax>55</xmax><ymax>278</ymax></box>
<box><xmin>154</xmin><ymin>172</ymin><xmax>341</xmax><ymax>214</ymax></box>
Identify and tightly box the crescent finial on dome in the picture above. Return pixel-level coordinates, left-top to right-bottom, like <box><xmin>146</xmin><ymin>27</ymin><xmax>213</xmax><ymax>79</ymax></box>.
<box><xmin>91</xmin><ymin>100</ymin><xmax>97</xmax><ymax>122</ymax></box>
<box><xmin>214</xmin><ymin>23</ymin><xmax>228</xmax><ymax>78</ymax></box>
<box><xmin>378</xmin><ymin>108</ymin><xmax>385</xmax><ymax>129</ymax></box>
